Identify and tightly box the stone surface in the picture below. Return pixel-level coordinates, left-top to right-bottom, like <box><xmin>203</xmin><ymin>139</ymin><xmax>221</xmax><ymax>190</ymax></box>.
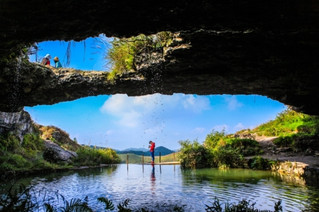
<box><xmin>0</xmin><ymin>110</ymin><xmax>36</xmax><ymax>141</ymax></box>
<box><xmin>1</xmin><ymin>0</ymin><xmax>319</xmax><ymax>115</ymax></box>
<box><xmin>38</xmin><ymin>125</ymin><xmax>81</xmax><ymax>152</ymax></box>
<box><xmin>43</xmin><ymin>140</ymin><xmax>77</xmax><ymax>163</ymax></box>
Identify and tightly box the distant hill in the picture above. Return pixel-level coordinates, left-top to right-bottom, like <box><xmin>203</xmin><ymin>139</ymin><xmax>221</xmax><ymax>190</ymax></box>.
<box><xmin>123</xmin><ymin>147</ymin><xmax>148</xmax><ymax>152</ymax></box>
<box><xmin>116</xmin><ymin>146</ymin><xmax>175</xmax><ymax>156</ymax></box>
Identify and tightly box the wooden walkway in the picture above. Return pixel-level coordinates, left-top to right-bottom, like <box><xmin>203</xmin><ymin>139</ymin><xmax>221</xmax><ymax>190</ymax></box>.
<box><xmin>144</xmin><ymin>162</ymin><xmax>180</xmax><ymax>165</ymax></box>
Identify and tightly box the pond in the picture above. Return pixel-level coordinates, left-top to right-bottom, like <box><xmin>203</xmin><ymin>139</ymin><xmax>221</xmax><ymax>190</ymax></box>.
<box><xmin>2</xmin><ymin>164</ymin><xmax>319</xmax><ymax>211</ymax></box>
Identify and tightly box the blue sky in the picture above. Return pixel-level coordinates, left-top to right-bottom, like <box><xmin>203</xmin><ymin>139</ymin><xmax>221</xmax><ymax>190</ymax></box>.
<box><xmin>26</xmin><ymin>35</ymin><xmax>286</xmax><ymax>150</ymax></box>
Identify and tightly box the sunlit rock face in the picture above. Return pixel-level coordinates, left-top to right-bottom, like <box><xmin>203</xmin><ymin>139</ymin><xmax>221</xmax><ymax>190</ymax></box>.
<box><xmin>1</xmin><ymin>0</ymin><xmax>319</xmax><ymax>115</ymax></box>
<box><xmin>0</xmin><ymin>110</ymin><xmax>36</xmax><ymax>142</ymax></box>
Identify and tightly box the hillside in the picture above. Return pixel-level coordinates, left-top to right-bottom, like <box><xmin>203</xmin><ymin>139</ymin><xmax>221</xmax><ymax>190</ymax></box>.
<box><xmin>118</xmin><ymin>152</ymin><xmax>179</xmax><ymax>164</ymax></box>
<box><xmin>116</xmin><ymin>146</ymin><xmax>175</xmax><ymax>156</ymax></box>
<box><xmin>235</xmin><ymin>109</ymin><xmax>319</xmax><ymax>159</ymax></box>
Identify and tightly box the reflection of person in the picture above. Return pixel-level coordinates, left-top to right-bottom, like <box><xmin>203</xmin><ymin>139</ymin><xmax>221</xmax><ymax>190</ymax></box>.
<box><xmin>149</xmin><ymin>140</ymin><xmax>155</xmax><ymax>163</ymax></box>
<box><xmin>151</xmin><ymin>163</ymin><xmax>156</xmax><ymax>193</ymax></box>
<box><xmin>53</xmin><ymin>56</ymin><xmax>62</xmax><ymax>68</ymax></box>
<box><xmin>41</xmin><ymin>54</ymin><xmax>51</xmax><ymax>66</ymax></box>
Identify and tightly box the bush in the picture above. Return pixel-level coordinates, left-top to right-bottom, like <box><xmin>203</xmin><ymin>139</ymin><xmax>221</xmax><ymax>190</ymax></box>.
<box><xmin>0</xmin><ymin>134</ymin><xmax>20</xmax><ymax>152</ymax></box>
<box><xmin>273</xmin><ymin>136</ymin><xmax>294</xmax><ymax>147</ymax></box>
<box><xmin>213</xmin><ymin>148</ymin><xmax>245</xmax><ymax>168</ymax></box>
<box><xmin>107</xmin><ymin>32</ymin><xmax>173</xmax><ymax>79</ymax></box>
<box><xmin>248</xmin><ymin>156</ymin><xmax>272</xmax><ymax>170</ymax></box>
<box><xmin>179</xmin><ymin>140</ymin><xmax>212</xmax><ymax>169</ymax></box>
<box><xmin>22</xmin><ymin>134</ymin><xmax>44</xmax><ymax>151</ymax></box>
<box><xmin>274</xmin><ymin>133</ymin><xmax>319</xmax><ymax>151</ymax></box>
<box><xmin>74</xmin><ymin>147</ymin><xmax>120</xmax><ymax>166</ymax></box>
<box><xmin>204</xmin><ymin>130</ymin><xmax>227</xmax><ymax>150</ymax></box>
<box><xmin>225</xmin><ymin>138</ymin><xmax>262</xmax><ymax>156</ymax></box>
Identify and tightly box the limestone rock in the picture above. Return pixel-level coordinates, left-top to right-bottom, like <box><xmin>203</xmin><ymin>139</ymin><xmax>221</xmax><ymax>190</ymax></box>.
<box><xmin>1</xmin><ymin>0</ymin><xmax>319</xmax><ymax>115</ymax></box>
<box><xmin>0</xmin><ymin>110</ymin><xmax>35</xmax><ymax>142</ymax></box>
<box><xmin>43</xmin><ymin>140</ymin><xmax>77</xmax><ymax>163</ymax></box>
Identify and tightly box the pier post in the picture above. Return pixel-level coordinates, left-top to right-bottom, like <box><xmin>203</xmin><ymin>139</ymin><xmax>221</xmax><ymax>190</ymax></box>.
<box><xmin>142</xmin><ymin>153</ymin><xmax>144</xmax><ymax>164</ymax></box>
<box><xmin>159</xmin><ymin>152</ymin><xmax>161</xmax><ymax>164</ymax></box>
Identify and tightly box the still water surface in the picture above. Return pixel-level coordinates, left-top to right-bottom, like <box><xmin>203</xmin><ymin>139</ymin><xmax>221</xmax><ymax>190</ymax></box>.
<box><xmin>6</xmin><ymin>164</ymin><xmax>319</xmax><ymax>211</ymax></box>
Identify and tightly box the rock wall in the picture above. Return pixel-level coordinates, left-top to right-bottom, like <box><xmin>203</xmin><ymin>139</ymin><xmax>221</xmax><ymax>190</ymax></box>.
<box><xmin>0</xmin><ymin>110</ymin><xmax>36</xmax><ymax>142</ymax></box>
<box><xmin>272</xmin><ymin>161</ymin><xmax>319</xmax><ymax>186</ymax></box>
<box><xmin>1</xmin><ymin>0</ymin><xmax>319</xmax><ymax>115</ymax></box>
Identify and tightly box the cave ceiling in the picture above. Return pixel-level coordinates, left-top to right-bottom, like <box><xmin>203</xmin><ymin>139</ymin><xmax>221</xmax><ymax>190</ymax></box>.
<box><xmin>1</xmin><ymin>0</ymin><xmax>319</xmax><ymax>115</ymax></box>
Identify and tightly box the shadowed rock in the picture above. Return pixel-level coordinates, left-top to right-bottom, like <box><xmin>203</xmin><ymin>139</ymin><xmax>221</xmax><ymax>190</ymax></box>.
<box><xmin>1</xmin><ymin>0</ymin><xmax>319</xmax><ymax>115</ymax></box>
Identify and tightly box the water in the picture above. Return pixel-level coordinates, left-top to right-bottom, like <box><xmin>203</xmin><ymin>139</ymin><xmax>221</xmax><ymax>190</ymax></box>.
<box><xmin>2</xmin><ymin>164</ymin><xmax>319</xmax><ymax>211</ymax></box>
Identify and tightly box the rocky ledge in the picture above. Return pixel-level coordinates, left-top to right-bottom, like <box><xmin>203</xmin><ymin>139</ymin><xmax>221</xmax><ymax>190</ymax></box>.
<box><xmin>1</xmin><ymin>30</ymin><xmax>319</xmax><ymax>115</ymax></box>
<box><xmin>1</xmin><ymin>0</ymin><xmax>319</xmax><ymax>115</ymax></box>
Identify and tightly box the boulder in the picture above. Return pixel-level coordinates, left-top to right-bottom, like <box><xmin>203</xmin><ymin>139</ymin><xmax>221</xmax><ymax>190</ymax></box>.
<box><xmin>43</xmin><ymin>140</ymin><xmax>77</xmax><ymax>163</ymax></box>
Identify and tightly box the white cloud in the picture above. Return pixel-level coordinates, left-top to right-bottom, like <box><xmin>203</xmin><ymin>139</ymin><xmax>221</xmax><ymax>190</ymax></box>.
<box><xmin>234</xmin><ymin>123</ymin><xmax>245</xmax><ymax>131</ymax></box>
<box><xmin>100</xmin><ymin>94</ymin><xmax>131</xmax><ymax>114</ymax></box>
<box><xmin>182</xmin><ymin>95</ymin><xmax>211</xmax><ymax>113</ymax></box>
<box><xmin>99</xmin><ymin>94</ymin><xmax>212</xmax><ymax>128</ymax></box>
<box><xmin>212</xmin><ymin>124</ymin><xmax>229</xmax><ymax>132</ymax></box>
<box><xmin>191</xmin><ymin>127</ymin><xmax>206</xmax><ymax>134</ymax></box>
<box><xmin>118</xmin><ymin>111</ymin><xmax>141</xmax><ymax>127</ymax></box>
<box><xmin>224</xmin><ymin>96</ymin><xmax>243</xmax><ymax>110</ymax></box>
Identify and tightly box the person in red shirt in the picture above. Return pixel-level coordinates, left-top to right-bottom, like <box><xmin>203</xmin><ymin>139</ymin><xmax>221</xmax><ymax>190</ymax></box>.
<box><xmin>41</xmin><ymin>54</ymin><xmax>51</xmax><ymax>66</ymax></box>
<box><xmin>149</xmin><ymin>140</ymin><xmax>155</xmax><ymax>163</ymax></box>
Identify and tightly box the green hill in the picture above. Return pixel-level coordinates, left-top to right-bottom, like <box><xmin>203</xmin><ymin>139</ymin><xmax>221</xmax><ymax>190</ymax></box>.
<box><xmin>118</xmin><ymin>152</ymin><xmax>179</xmax><ymax>164</ymax></box>
<box><xmin>117</xmin><ymin>146</ymin><xmax>175</xmax><ymax>156</ymax></box>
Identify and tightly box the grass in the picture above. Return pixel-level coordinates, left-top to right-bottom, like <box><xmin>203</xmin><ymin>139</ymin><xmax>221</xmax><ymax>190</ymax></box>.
<box><xmin>73</xmin><ymin>146</ymin><xmax>121</xmax><ymax>166</ymax></box>
<box><xmin>179</xmin><ymin>109</ymin><xmax>319</xmax><ymax>169</ymax></box>
<box><xmin>0</xmin><ymin>132</ymin><xmax>120</xmax><ymax>175</ymax></box>
<box><xmin>107</xmin><ymin>31</ymin><xmax>173</xmax><ymax>79</ymax></box>
<box><xmin>251</xmin><ymin>109</ymin><xmax>319</xmax><ymax>137</ymax></box>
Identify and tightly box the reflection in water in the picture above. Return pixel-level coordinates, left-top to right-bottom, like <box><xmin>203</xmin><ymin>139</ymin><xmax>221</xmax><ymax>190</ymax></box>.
<box><xmin>151</xmin><ymin>164</ymin><xmax>156</xmax><ymax>194</ymax></box>
<box><xmin>2</xmin><ymin>164</ymin><xmax>319</xmax><ymax>211</ymax></box>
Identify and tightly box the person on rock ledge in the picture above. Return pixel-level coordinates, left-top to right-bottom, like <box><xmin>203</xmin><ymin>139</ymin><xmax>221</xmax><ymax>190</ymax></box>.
<box><xmin>53</xmin><ymin>56</ymin><xmax>62</xmax><ymax>68</ymax></box>
<box><xmin>41</xmin><ymin>54</ymin><xmax>51</xmax><ymax>66</ymax></box>
<box><xmin>149</xmin><ymin>140</ymin><xmax>155</xmax><ymax>164</ymax></box>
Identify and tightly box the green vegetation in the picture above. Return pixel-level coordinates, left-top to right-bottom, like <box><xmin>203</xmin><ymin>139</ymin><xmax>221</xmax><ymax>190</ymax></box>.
<box><xmin>179</xmin><ymin>109</ymin><xmax>319</xmax><ymax>169</ymax></box>
<box><xmin>253</xmin><ymin>109</ymin><xmax>319</xmax><ymax>151</ymax></box>
<box><xmin>0</xmin><ymin>184</ymin><xmax>282</xmax><ymax>212</ymax></box>
<box><xmin>107</xmin><ymin>31</ymin><xmax>173</xmax><ymax>80</ymax></box>
<box><xmin>38</xmin><ymin>125</ymin><xmax>80</xmax><ymax>151</ymax></box>
<box><xmin>0</xmin><ymin>133</ymin><xmax>54</xmax><ymax>173</ymax></box>
<box><xmin>205</xmin><ymin>197</ymin><xmax>282</xmax><ymax>212</ymax></box>
<box><xmin>179</xmin><ymin>130</ymin><xmax>264</xmax><ymax>169</ymax></box>
<box><xmin>251</xmin><ymin>109</ymin><xmax>319</xmax><ymax>137</ymax></box>
<box><xmin>73</xmin><ymin>146</ymin><xmax>120</xmax><ymax>166</ymax></box>
<box><xmin>0</xmin><ymin>130</ymin><xmax>120</xmax><ymax>174</ymax></box>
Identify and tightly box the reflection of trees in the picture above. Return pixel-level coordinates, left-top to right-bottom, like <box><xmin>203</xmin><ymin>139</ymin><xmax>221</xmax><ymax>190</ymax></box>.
<box><xmin>181</xmin><ymin>168</ymin><xmax>272</xmax><ymax>186</ymax></box>
<box><xmin>77</xmin><ymin>165</ymin><xmax>118</xmax><ymax>177</ymax></box>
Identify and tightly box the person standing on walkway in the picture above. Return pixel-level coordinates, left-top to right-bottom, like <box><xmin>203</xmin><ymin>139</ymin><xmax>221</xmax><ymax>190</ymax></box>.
<box><xmin>149</xmin><ymin>140</ymin><xmax>155</xmax><ymax>163</ymax></box>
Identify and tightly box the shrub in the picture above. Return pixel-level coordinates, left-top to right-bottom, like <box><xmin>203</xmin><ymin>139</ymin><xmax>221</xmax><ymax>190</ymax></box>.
<box><xmin>225</xmin><ymin>138</ymin><xmax>262</xmax><ymax>156</ymax></box>
<box><xmin>274</xmin><ymin>133</ymin><xmax>319</xmax><ymax>151</ymax></box>
<box><xmin>179</xmin><ymin>140</ymin><xmax>212</xmax><ymax>169</ymax></box>
<box><xmin>248</xmin><ymin>156</ymin><xmax>272</xmax><ymax>170</ymax></box>
<box><xmin>0</xmin><ymin>134</ymin><xmax>20</xmax><ymax>152</ymax></box>
<box><xmin>273</xmin><ymin>136</ymin><xmax>294</xmax><ymax>147</ymax></box>
<box><xmin>204</xmin><ymin>130</ymin><xmax>227</xmax><ymax>150</ymax></box>
<box><xmin>107</xmin><ymin>32</ymin><xmax>173</xmax><ymax>79</ymax></box>
<box><xmin>74</xmin><ymin>146</ymin><xmax>120</xmax><ymax>166</ymax></box>
<box><xmin>22</xmin><ymin>134</ymin><xmax>44</xmax><ymax>151</ymax></box>
<box><xmin>213</xmin><ymin>148</ymin><xmax>245</xmax><ymax>168</ymax></box>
